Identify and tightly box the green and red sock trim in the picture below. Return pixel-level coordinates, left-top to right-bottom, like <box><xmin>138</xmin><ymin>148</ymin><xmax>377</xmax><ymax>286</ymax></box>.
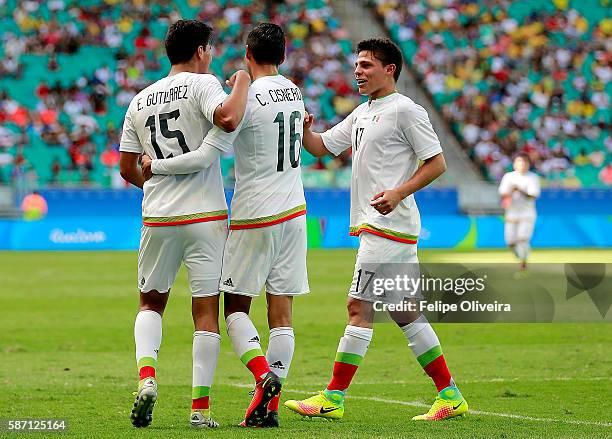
<box><xmin>417</xmin><ymin>346</ymin><xmax>452</xmax><ymax>392</ymax></box>
<box><xmin>241</xmin><ymin>348</ymin><xmax>270</xmax><ymax>382</ymax></box>
<box><xmin>138</xmin><ymin>357</ymin><xmax>156</xmax><ymax>380</ymax></box>
<box><xmin>191</xmin><ymin>386</ymin><xmax>210</xmax><ymax>410</ymax></box>
<box><xmin>327</xmin><ymin>352</ymin><xmax>363</xmax><ymax>391</ymax></box>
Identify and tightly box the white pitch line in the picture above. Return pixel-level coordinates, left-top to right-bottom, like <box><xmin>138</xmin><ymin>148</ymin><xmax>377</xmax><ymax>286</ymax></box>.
<box><xmin>462</xmin><ymin>376</ymin><xmax>612</xmax><ymax>384</ymax></box>
<box><xmin>226</xmin><ymin>384</ymin><xmax>612</xmax><ymax>428</ymax></box>
<box><xmin>351</xmin><ymin>396</ymin><xmax>612</xmax><ymax>428</ymax></box>
<box><xmin>351</xmin><ymin>376</ymin><xmax>612</xmax><ymax>385</ymax></box>
<box><xmin>227</xmin><ymin>376</ymin><xmax>612</xmax><ymax>387</ymax></box>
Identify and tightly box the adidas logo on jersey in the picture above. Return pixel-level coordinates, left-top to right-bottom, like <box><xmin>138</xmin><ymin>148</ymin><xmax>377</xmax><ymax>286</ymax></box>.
<box><xmin>270</xmin><ymin>360</ymin><xmax>285</xmax><ymax>370</ymax></box>
<box><xmin>140</xmin><ymin>277</ymin><xmax>146</xmax><ymax>286</ymax></box>
<box><xmin>223</xmin><ymin>277</ymin><xmax>234</xmax><ymax>287</ymax></box>
<box><xmin>249</xmin><ymin>336</ymin><xmax>260</xmax><ymax>343</ymax></box>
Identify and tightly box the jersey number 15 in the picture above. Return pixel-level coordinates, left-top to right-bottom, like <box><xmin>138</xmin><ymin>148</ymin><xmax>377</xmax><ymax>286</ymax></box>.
<box><xmin>144</xmin><ymin>109</ymin><xmax>189</xmax><ymax>159</ymax></box>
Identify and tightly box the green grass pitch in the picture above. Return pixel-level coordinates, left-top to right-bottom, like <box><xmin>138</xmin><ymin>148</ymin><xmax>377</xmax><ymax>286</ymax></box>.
<box><xmin>1</xmin><ymin>249</ymin><xmax>611</xmax><ymax>438</ymax></box>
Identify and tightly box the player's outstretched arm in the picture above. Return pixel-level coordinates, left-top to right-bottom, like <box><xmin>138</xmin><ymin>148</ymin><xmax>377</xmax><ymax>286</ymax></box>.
<box><xmin>120</xmin><ymin>152</ymin><xmax>145</xmax><ymax>188</ymax></box>
<box><xmin>142</xmin><ymin>137</ymin><xmax>225</xmax><ymax>178</ymax></box>
<box><xmin>371</xmin><ymin>153</ymin><xmax>446</xmax><ymax>215</ymax></box>
<box><xmin>303</xmin><ymin>113</ymin><xmax>331</xmax><ymax>157</ymax></box>
<box><xmin>213</xmin><ymin>70</ymin><xmax>251</xmax><ymax>132</ymax></box>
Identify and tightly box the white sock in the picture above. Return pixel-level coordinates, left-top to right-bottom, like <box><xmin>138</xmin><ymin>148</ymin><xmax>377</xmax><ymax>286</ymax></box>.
<box><xmin>401</xmin><ymin>314</ymin><xmax>440</xmax><ymax>356</ymax></box>
<box><xmin>336</xmin><ymin>325</ymin><xmax>373</xmax><ymax>362</ymax></box>
<box><xmin>510</xmin><ymin>244</ymin><xmax>519</xmax><ymax>259</ymax></box>
<box><xmin>327</xmin><ymin>325</ymin><xmax>373</xmax><ymax>393</ymax></box>
<box><xmin>226</xmin><ymin>312</ymin><xmax>267</xmax><ymax>380</ymax></box>
<box><xmin>266</xmin><ymin>327</ymin><xmax>295</xmax><ymax>383</ymax></box>
<box><xmin>134</xmin><ymin>310</ymin><xmax>162</xmax><ymax>381</ymax></box>
<box><xmin>520</xmin><ymin>242</ymin><xmax>530</xmax><ymax>261</ymax></box>
<box><xmin>192</xmin><ymin>331</ymin><xmax>220</xmax><ymax>410</ymax></box>
<box><xmin>515</xmin><ymin>242</ymin><xmax>529</xmax><ymax>261</ymax></box>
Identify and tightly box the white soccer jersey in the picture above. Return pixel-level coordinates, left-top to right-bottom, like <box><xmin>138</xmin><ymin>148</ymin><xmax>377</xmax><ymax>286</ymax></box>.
<box><xmin>120</xmin><ymin>72</ymin><xmax>229</xmax><ymax>226</ymax></box>
<box><xmin>499</xmin><ymin>170</ymin><xmax>541</xmax><ymax>220</ymax></box>
<box><xmin>209</xmin><ymin>74</ymin><xmax>306</xmax><ymax>229</ymax></box>
<box><xmin>321</xmin><ymin>92</ymin><xmax>443</xmax><ymax>244</ymax></box>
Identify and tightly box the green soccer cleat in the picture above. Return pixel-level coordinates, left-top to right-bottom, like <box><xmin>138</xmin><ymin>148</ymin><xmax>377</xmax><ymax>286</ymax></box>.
<box><xmin>189</xmin><ymin>409</ymin><xmax>219</xmax><ymax>428</ymax></box>
<box><xmin>412</xmin><ymin>386</ymin><xmax>468</xmax><ymax>421</ymax></box>
<box><xmin>130</xmin><ymin>378</ymin><xmax>157</xmax><ymax>428</ymax></box>
<box><xmin>284</xmin><ymin>390</ymin><xmax>344</xmax><ymax>420</ymax></box>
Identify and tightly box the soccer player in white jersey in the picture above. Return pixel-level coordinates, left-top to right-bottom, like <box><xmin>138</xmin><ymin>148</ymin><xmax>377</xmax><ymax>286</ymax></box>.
<box><xmin>118</xmin><ymin>20</ymin><xmax>250</xmax><ymax>429</ymax></box>
<box><xmin>141</xmin><ymin>23</ymin><xmax>308</xmax><ymax>428</ymax></box>
<box><xmin>284</xmin><ymin>38</ymin><xmax>468</xmax><ymax>421</ymax></box>
<box><xmin>499</xmin><ymin>153</ymin><xmax>541</xmax><ymax>270</ymax></box>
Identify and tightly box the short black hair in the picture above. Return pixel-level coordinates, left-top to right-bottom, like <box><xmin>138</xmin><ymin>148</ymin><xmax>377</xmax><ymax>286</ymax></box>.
<box><xmin>356</xmin><ymin>38</ymin><xmax>403</xmax><ymax>82</ymax></box>
<box><xmin>165</xmin><ymin>20</ymin><xmax>212</xmax><ymax>65</ymax></box>
<box><xmin>515</xmin><ymin>152</ymin><xmax>531</xmax><ymax>164</ymax></box>
<box><xmin>246</xmin><ymin>23</ymin><xmax>285</xmax><ymax>66</ymax></box>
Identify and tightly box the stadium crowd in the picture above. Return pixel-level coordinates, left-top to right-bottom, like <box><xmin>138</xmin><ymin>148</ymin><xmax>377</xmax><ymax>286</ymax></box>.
<box><xmin>372</xmin><ymin>0</ymin><xmax>611</xmax><ymax>186</ymax></box>
<box><xmin>0</xmin><ymin>0</ymin><xmax>359</xmax><ymax>188</ymax></box>
<box><xmin>1</xmin><ymin>0</ymin><xmax>610</xmax><ymax>188</ymax></box>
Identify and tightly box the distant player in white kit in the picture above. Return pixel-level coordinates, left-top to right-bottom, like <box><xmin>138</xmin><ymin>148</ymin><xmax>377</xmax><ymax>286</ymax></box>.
<box><xmin>118</xmin><ymin>20</ymin><xmax>250</xmax><ymax>428</ymax></box>
<box><xmin>499</xmin><ymin>153</ymin><xmax>541</xmax><ymax>270</ymax></box>
<box><xmin>142</xmin><ymin>23</ymin><xmax>308</xmax><ymax>428</ymax></box>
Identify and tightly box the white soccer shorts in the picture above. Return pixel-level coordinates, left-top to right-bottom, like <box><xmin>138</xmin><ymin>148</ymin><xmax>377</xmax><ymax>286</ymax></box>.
<box><xmin>138</xmin><ymin>220</ymin><xmax>227</xmax><ymax>297</ymax></box>
<box><xmin>504</xmin><ymin>218</ymin><xmax>535</xmax><ymax>245</ymax></box>
<box><xmin>219</xmin><ymin>215</ymin><xmax>309</xmax><ymax>297</ymax></box>
<box><xmin>348</xmin><ymin>232</ymin><xmax>420</xmax><ymax>303</ymax></box>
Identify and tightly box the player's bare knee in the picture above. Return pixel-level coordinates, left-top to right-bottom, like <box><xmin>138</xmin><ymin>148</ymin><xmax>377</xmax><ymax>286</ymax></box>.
<box><xmin>139</xmin><ymin>289</ymin><xmax>168</xmax><ymax>315</ymax></box>
<box><xmin>268</xmin><ymin>308</ymin><xmax>292</xmax><ymax>328</ymax></box>
<box><xmin>224</xmin><ymin>292</ymin><xmax>252</xmax><ymax>319</ymax></box>
<box><xmin>267</xmin><ymin>294</ymin><xmax>293</xmax><ymax>328</ymax></box>
<box><xmin>192</xmin><ymin>296</ymin><xmax>220</xmax><ymax>332</ymax></box>
<box><xmin>389</xmin><ymin>307</ymin><xmax>421</xmax><ymax>327</ymax></box>
<box><xmin>193</xmin><ymin>318</ymin><xmax>219</xmax><ymax>333</ymax></box>
<box><xmin>347</xmin><ymin>298</ymin><xmax>374</xmax><ymax>327</ymax></box>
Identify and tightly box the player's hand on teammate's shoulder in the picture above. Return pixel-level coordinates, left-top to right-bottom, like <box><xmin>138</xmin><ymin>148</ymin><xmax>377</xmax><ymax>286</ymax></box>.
<box><xmin>303</xmin><ymin>113</ymin><xmax>315</xmax><ymax>130</ymax></box>
<box><xmin>370</xmin><ymin>189</ymin><xmax>403</xmax><ymax>215</ymax></box>
<box><xmin>226</xmin><ymin>69</ymin><xmax>251</xmax><ymax>87</ymax></box>
<box><xmin>141</xmin><ymin>154</ymin><xmax>153</xmax><ymax>181</ymax></box>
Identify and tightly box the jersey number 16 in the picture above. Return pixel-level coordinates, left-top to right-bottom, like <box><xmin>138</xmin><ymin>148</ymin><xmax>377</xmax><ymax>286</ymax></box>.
<box><xmin>273</xmin><ymin>110</ymin><xmax>302</xmax><ymax>172</ymax></box>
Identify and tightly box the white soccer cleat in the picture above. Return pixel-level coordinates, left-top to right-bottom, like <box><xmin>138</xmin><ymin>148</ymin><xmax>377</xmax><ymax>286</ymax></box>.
<box><xmin>190</xmin><ymin>410</ymin><xmax>219</xmax><ymax>428</ymax></box>
<box><xmin>130</xmin><ymin>378</ymin><xmax>157</xmax><ymax>428</ymax></box>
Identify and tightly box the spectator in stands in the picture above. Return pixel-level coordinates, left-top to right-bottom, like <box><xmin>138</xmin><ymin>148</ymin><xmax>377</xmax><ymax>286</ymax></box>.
<box><xmin>600</xmin><ymin>164</ymin><xmax>612</xmax><ymax>185</ymax></box>
<box><xmin>373</xmin><ymin>0</ymin><xmax>611</xmax><ymax>187</ymax></box>
<box><xmin>4</xmin><ymin>1</ymin><xmax>360</xmax><ymax>186</ymax></box>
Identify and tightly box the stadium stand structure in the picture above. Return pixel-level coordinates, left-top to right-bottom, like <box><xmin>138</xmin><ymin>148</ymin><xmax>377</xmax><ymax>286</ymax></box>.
<box><xmin>369</xmin><ymin>0</ymin><xmax>611</xmax><ymax>188</ymax></box>
<box><xmin>0</xmin><ymin>0</ymin><xmax>610</xmax><ymax>191</ymax></box>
